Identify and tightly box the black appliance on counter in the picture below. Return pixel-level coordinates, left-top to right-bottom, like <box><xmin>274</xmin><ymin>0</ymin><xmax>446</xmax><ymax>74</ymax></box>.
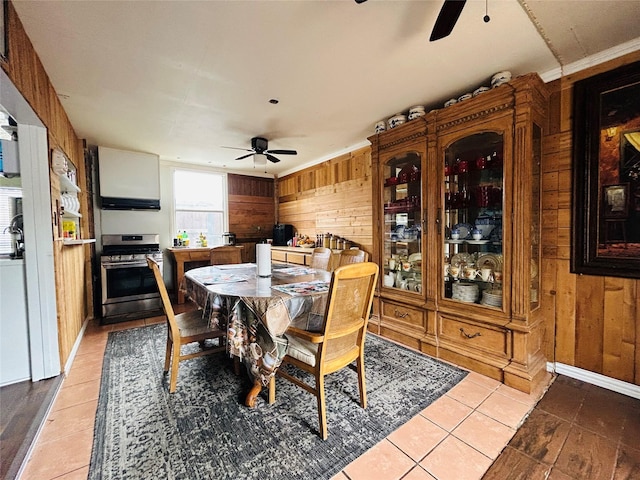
<box><xmin>273</xmin><ymin>224</ymin><xmax>294</xmax><ymax>246</ymax></box>
<box><xmin>100</xmin><ymin>234</ymin><xmax>163</xmax><ymax>324</ymax></box>
<box><xmin>223</xmin><ymin>232</ymin><xmax>236</xmax><ymax>245</ymax></box>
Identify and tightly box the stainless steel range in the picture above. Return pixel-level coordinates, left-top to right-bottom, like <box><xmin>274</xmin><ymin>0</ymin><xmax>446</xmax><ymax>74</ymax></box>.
<box><xmin>100</xmin><ymin>234</ymin><xmax>164</xmax><ymax>324</ymax></box>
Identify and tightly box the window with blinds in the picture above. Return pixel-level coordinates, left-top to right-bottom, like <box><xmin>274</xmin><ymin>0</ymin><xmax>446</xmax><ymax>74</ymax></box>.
<box><xmin>0</xmin><ymin>187</ymin><xmax>22</xmax><ymax>254</ymax></box>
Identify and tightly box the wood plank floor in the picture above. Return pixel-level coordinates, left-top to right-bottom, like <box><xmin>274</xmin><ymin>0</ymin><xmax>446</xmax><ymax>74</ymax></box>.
<box><xmin>0</xmin><ymin>376</ymin><xmax>62</xmax><ymax>480</ymax></box>
<box><xmin>483</xmin><ymin>375</ymin><xmax>640</xmax><ymax>479</ymax></box>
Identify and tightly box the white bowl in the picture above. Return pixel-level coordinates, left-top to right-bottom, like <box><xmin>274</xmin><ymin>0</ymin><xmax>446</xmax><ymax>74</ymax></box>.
<box><xmin>474</xmin><ymin>224</ymin><xmax>495</xmax><ymax>238</ymax></box>
<box><xmin>408</xmin><ymin>106</ymin><xmax>425</xmax><ymax>120</ymax></box>
<box><xmin>388</xmin><ymin>114</ymin><xmax>407</xmax><ymax>129</ymax></box>
<box><xmin>444</xmin><ymin>98</ymin><xmax>458</xmax><ymax>108</ymax></box>
<box><xmin>473</xmin><ymin>86</ymin><xmax>490</xmax><ymax>96</ymax></box>
<box><xmin>458</xmin><ymin>93</ymin><xmax>472</xmax><ymax>102</ymax></box>
<box><xmin>491</xmin><ymin>70</ymin><xmax>512</xmax><ymax>86</ymax></box>
<box><xmin>374</xmin><ymin>121</ymin><xmax>386</xmax><ymax>133</ymax></box>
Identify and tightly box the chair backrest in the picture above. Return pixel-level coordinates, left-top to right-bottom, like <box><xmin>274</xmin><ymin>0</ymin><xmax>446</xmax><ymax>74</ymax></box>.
<box><xmin>338</xmin><ymin>248</ymin><xmax>368</xmax><ymax>266</ymax></box>
<box><xmin>318</xmin><ymin>262</ymin><xmax>378</xmax><ymax>367</ymax></box>
<box><xmin>147</xmin><ymin>256</ymin><xmax>180</xmax><ymax>338</ymax></box>
<box><xmin>310</xmin><ymin>247</ymin><xmax>332</xmax><ymax>270</ymax></box>
<box><xmin>209</xmin><ymin>246</ymin><xmax>242</xmax><ymax>265</ymax></box>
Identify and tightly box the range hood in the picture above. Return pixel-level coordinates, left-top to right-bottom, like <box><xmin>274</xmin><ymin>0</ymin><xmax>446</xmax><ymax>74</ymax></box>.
<box><xmin>98</xmin><ymin>146</ymin><xmax>160</xmax><ymax>210</ymax></box>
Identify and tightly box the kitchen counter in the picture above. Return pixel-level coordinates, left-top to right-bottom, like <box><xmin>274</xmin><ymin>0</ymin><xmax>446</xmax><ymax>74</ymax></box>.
<box><xmin>0</xmin><ymin>256</ymin><xmax>25</xmax><ymax>264</ymax></box>
<box><xmin>270</xmin><ymin>245</ymin><xmax>341</xmax><ymax>270</ymax></box>
<box><xmin>270</xmin><ymin>246</ymin><xmax>315</xmax><ymax>253</ymax></box>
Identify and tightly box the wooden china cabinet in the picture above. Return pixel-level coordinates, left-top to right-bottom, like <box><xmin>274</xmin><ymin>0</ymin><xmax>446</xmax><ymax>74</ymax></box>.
<box><xmin>370</xmin><ymin>73</ymin><xmax>549</xmax><ymax>393</ymax></box>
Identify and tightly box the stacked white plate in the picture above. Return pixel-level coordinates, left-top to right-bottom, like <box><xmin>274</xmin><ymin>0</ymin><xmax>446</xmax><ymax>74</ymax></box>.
<box><xmin>481</xmin><ymin>290</ymin><xmax>502</xmax><ymax>307</ymax></box>
<box><xmin>452</xmin><ymin>282</ymin><xmax>479</xmax><ymax>303</ymax></box>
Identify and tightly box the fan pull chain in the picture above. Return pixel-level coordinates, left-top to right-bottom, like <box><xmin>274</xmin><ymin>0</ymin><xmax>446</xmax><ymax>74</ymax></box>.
<box><xmin>484</xmin><ymin>0</ymin><xmax>490</xmax><ymax>23</ymax></box>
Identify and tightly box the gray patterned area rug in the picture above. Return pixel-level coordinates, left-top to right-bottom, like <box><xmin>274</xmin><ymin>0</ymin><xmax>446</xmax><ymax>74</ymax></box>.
<box><xmin>89</xmin><ymin>323</ymin><xmax>467</xmax><ymax>480</ymax></box>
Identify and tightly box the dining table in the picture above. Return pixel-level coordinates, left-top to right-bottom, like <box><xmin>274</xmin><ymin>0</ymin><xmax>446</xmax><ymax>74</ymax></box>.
<box><xmin>181</xmin><ymin>263</ymin><xmax>332</xmax><ymax>407</ymax></box>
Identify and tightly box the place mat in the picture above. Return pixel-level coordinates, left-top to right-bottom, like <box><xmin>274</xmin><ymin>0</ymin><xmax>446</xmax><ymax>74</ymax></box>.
<box><xmin>201</xmin><ymin>273</ymin><xmax>249</xmax><ymax>285</ymax></box>
<box><xmin>271</xmin><ymin>280</ymin><xmax>329</xmax><ymax>296</ymax></box>
<box><xmin>216</xmin><ymin>263</ymin><xmax>256</xmax><ymax>270</ymax></box>
<box><xmin>275</xmin><ymin>266</ymin><xmax>317</xmax><ymax>276</ymax></box>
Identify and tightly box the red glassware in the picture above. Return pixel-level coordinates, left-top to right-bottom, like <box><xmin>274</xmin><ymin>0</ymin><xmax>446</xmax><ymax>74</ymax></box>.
<box><xmin>476</xmin><ymin>185</ymin><xmax>492</xmax><ymax>207</ymax></box>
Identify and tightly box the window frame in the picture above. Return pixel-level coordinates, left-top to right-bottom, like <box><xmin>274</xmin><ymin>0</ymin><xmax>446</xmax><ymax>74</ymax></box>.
<box><xmin>171</xmin><ymin>167</ymin><xmax>229</xmax><ymax>247</ymax></box>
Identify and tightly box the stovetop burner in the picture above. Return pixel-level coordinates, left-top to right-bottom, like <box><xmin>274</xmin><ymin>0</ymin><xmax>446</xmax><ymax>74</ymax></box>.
<box><xmin>100</xmin><ymin>233</ymin><xmax>162</xmax><ymax>263</ymax></box>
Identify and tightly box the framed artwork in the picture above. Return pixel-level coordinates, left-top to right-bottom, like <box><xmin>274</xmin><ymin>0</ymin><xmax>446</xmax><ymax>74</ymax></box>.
<box><xmin>571</xmin><ymin>61</ymin><xmax>640</xmax><ymax>279</ymax></box>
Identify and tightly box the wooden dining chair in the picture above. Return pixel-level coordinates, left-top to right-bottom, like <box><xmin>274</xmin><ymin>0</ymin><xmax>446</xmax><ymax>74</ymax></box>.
<box><xmin>268</xmin><ymin>262</ymin><xmax>379</xmax><ymax>439</ymax></box>
<box><xmin>338</xmin><ymin>248</ymin><xmax>368</xmax><ymax>266</ymax></box>
<box><xmin>147</xmin><ymin>257</ymin><xmax>226</xmax><ymax>393</ymax></box>
<box><xmin>310</xmin><ymin>247</ymin><xmax>332</xmax><ymax>270</ymax></box>
<box><xmin>209</xmin><ymin>245</ymin><xmax>242</xmax><ymax>265</ymax></box>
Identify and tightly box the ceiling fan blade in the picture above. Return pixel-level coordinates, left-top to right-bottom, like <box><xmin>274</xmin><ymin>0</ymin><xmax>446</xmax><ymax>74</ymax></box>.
<box><xmin>266</xmin><ymin>154</ymin><xmax>281</xmax><ymax>163</ymax></box>
<box><xmin>266</xmin><ymin>149</ymin><xmax>297</xmax><ymax>155</ymax></box>
<box><xmin>429</xmin><ymin>0</ymin><xmax>466</xmax><ymax>42</ymax></box>
<box><xmin>235</xmin><ymin>153</ymin><xmax>254</xmax><ymax>161</ymax></box>
<box><xmin>222</xmin><ymin>146</ymin><xmax>253</xmax><ymax>152</ymax></box>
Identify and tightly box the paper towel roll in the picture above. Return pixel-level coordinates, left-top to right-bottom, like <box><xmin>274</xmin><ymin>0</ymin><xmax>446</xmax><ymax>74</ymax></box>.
<box><xmin>256</xmin><ymin>243</ymin><xmax>272</xmax><ymax>277</ymax></box>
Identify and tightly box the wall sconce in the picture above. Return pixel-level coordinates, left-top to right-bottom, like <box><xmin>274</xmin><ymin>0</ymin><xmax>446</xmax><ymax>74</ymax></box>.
<box><xmin>605</xmin><ymin>126</ymin><xmax>618</xmax><ymax>141</ymax></box>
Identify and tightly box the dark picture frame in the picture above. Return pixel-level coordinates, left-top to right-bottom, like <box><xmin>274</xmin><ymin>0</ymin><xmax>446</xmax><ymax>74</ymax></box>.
<box><xmin>571</xmin><ymin>61</ymin><xmax>640</xmax><ymax>278</ymax></box>
<box><xmin>0</xmin><ymin>0</ymin><xmax>7</xmax><ymax>62</ymax></box>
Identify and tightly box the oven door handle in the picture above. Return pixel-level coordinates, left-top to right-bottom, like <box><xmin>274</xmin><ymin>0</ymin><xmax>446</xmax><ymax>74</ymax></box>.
<box><xmin>101</xmin><ymin>261</ymin><xmax>152</xmax><ymax>269</ymax></box>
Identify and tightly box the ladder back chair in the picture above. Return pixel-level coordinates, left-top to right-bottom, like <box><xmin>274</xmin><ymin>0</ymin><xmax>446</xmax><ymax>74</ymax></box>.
<box><xmin>209</xmin><ymin>245</ymin><xmax>242</xmax><ymax>265</ymax></box>
<box><xmin>268</xmin><ymin>262</ymin><xmax>379</xmax><ymax>439</ymax></box>
<box><xmin>338</xmin><ymin>248</ymin><xmax>368</xmax><ymax>266</ymax></box>
<box><xmin>310</xmin><ymin>247</ymin><xmax>332</xmax><ymax>271</ymax></box>
<box><xmin>147</xmin><ymin>256</ymin><xmax>226</xmax><ymax>393</ymax></box>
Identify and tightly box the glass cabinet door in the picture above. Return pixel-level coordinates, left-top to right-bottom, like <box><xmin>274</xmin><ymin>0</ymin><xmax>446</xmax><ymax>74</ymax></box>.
<box><xmin>382</xmin><ymin>152</ymin><xmax>422</xmax><ymax>293</ymax></box>
<box><xmin>443</xmin><ymin>132</ymin><xmax>504</xmax><ymax>307</ymax></box>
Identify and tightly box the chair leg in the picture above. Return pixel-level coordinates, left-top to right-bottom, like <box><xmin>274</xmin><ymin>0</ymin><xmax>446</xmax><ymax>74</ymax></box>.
<box><xmin>169</xmin><ymin>345</ymin><xmax>180</xmax><ymax>393</ymax></box>
<box><xmin>233</xmin><ymin>356</ymin><xmax>241</xmax><ymax>376</ymax></box>
<box><xmin>268</xmin><ymin>375</ymin><xmax>276</xmax><ymax>404</ymax></box>
<box><xmin>316</xmin><ymin>373</ymin><xmax>328</xmax><ymax>440</ymax></box>
<box><xmin>356</xmin><ymin>355</ymin><xmax>367</xmax><ymax>409</ymax></box>
<box><xmin>164</xmin><ymin>335</ymin><xmax>173</xmax><ymax>373</ymax></box>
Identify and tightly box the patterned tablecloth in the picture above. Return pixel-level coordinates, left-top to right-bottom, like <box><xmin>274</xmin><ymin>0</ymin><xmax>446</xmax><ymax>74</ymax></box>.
<box><xmin>182</xmin><ymin>264</ymin><xmax>331</xmax><ymax>389</ymax></box>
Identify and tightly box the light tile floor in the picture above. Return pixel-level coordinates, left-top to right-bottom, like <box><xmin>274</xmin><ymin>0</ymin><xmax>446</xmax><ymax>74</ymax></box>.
<box><xmin>19</xmin><ymin>310</ymin><xmax>551</xmax><ymax>480</ymax></box>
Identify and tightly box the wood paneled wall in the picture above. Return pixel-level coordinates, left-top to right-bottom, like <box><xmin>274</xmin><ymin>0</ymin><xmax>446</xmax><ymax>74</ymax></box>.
<box><xmin>3</xmin><ymin>3</ymin><xmax>91</xmax><ymax>370</ymax></box>
<box><xmin>543</xmin><ymin>51</ymin><xmax>640</xmax><ymax>385</ymax></box>
<box><xmin>277</xmin><ymin>147</ymin><xmax>373</xmax><ymax>255</ymax></box>
<box><xmin>228</xmin><ymin>174</ymin><xmax>275</xmax><ymax>262</ymax></box>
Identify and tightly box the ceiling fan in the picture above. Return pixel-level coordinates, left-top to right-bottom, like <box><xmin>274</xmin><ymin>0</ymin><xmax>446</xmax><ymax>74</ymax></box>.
<box><xmin>223</xmin><ymin>136</ymin><xmax>297</xmax><ymax>163</ymax></box>
<box><xmin>355</xmin><ymin>0</ymin><xmax>468</xmax><ymax>42</ymax></box>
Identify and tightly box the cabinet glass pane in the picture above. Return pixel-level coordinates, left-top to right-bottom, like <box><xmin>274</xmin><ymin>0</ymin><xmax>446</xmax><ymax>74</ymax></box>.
<box><xmin>443</xmin><ymin>132</ymin><xmax>503</xmax><ymax>307</ymax></box>
<box><xmin>382</xmin><ymin>152</ymin><xmax>422</xmax><ymax>292</ymax></box>
<box><xmin>531</xmin><ymin>124</ymin><xmax>542</xmax><ymax>308</ymax></box>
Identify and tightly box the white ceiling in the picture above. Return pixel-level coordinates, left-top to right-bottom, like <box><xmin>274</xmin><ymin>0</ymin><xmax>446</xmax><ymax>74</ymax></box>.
<box><xmin>11</xmin><ymin>0</ymin><xmax>640</xmax><ymax>177</ymax></box>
